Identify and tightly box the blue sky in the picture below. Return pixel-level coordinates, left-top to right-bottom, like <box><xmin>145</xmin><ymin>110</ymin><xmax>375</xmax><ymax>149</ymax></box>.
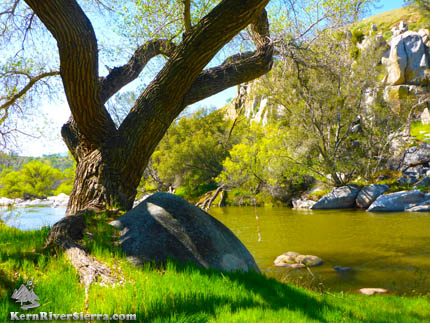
<box><xmin>18</xmin><ymin>0</ymin><xmax>408</xmax><ymax>156</ymax></box>
<box><xmin>372</xmin><ymin>0</ymin><xmax>406</xmax><ymax>15</ymax></box>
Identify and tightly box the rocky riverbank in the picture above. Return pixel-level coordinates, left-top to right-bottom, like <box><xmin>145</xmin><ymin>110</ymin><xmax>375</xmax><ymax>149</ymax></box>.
<box><xmin>0</xmin><ymin>193</ymin><xmax>69</xmax><ymax>208</ymax></box>
<box><xmin>294</xmin><ymin>184</ymin><xmax>430</xmax><ymax>212</ymax></box>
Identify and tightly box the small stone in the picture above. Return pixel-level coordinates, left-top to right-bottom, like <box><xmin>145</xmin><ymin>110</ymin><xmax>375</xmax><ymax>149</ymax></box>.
<box><xmin>333</xmin><ymin>266</ymin><xmax>353</xmax><ymax>273</ymax></box>
<box><xmin>295</xmin><ymin>255</ymin><xmax>323</xmax><ymax>267</ymax></box>
<box><xmin>274</xmin><ymin>252</ymin><xmax>299</xmax><ymax>266</ymax></box>
<box><xmin>359</xmin><ymin>288</ymin><xmax>388</xmax><ymax>295</ymax></box>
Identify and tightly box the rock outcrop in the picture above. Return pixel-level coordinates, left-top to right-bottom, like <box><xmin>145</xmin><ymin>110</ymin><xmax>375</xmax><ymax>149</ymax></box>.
<box><xmin>311</xmin><ymin>185</ymin><xmax>361</xmax><ymax>209</ymax></box>
<box><xmin>382</xmin><ymin>26</ymin><xmax>430</xmax><ymax>86</ymax></box>
<box><xmin>110</xmin><ymin>192</ymin><xmax>260</xmax><ymax>272</ymax></box>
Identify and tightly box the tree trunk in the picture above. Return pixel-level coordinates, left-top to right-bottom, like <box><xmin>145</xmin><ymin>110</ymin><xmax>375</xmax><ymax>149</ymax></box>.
<box><xmin>65</xmin><ymin>146</ymin><xmax>142</xmax><ymax>215</ymax></box>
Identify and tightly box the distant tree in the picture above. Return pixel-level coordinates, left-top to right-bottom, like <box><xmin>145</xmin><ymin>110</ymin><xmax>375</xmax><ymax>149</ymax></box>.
<box><xmin>0</xmin><ymin>160</ymin><xmax>63</xmax><ymax>197</ymax></box>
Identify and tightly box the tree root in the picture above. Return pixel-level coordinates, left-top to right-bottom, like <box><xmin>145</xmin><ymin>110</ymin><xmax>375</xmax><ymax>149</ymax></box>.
<box><xmin>44</xmin><ymin>212</ymin><xmax>118</xmax><ymax>288</ymax></box>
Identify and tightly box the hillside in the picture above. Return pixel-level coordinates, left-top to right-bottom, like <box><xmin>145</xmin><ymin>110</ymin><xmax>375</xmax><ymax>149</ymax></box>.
<box><xmin>357</xmin><ymin>5</ymin><xmax>430</xmax><ymax>39</ymax></box>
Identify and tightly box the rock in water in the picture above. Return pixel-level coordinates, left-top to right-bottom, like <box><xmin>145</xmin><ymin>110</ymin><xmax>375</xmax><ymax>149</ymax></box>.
<box><xmin>110</xmin><ymin>192</ymin><xmax>259</xmax><ymax>272</ymax></box>
<box><xmin>356</xmin><ymin>184</ymin><xmax>390</xmax><ymax>209</ymax></box>
<box><xmin>274</xmin><ymin>252</ymin><xmax>322</xmax><ymax>267</ymax></box>
<box><xmin>274</xmin><ymin>251</ymin><xmax>300</xmax><ymax>266</ymax></box>
<box><xmin>359</xmin><ymin>288</ymin><xmax>388</xmax><ymax>295</ymax></box>
<box><xmin>367</xmin><ymin>190</ymin><xmax>426</xmax><ymax>212</ymax></box>
<box><xmin>292</xmin><ymin>199</ymin><xmax>316</xmax><ymax>209</ymax></box>
<box><xmin>311</xmin><ymin>185</ymin><xmax>361</xmax><ymax>209</ymax></box>
<box><xmin>295</xmin><ymin>255</ymin><xmax>323</xmax><ymax>266</ymax></box>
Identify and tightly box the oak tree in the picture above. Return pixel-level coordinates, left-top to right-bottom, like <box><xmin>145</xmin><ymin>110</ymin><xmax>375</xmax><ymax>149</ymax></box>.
<box><xmin>12</xmin><ymin>0</ymin><xmax>273</xmax><ymax>215</ymax></box>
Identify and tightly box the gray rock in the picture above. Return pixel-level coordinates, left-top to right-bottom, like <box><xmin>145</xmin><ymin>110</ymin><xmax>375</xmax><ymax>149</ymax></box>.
<box><xmin>47</xmin><ymin>193</ymin><xmax>69</xmax><ymax>208</ymax></box>
<box><xmin>311</xmin><ymin>185</ymin><xmax>360</xmax><ymax>209</ymax></box>
<box><xmin>110</xmin><ymin>192</ymin><xmax>259</xmax><ymax>272</ymax></box>
<box><xmin>421</xmin><ymin>108</ymin><xmax>430</xmax><ymax>125</ymax></box>
<box><xmin>274</xmin><ymin>251</ymin><xmax>300</xmax><ymax>266</ymax></box>
<box><xmin>295</xmin><ymin>255</ymin><xmax>323</xmax><ymax>267</ymax></box>
<box><xmin>414</xmin><ymin>176</ymin><xmax>430</xmax><ymax>187</ymax></box>
<box><xmin>382</xmin><ymin>31</ymin><xmax>430</xmax><ymax>85</ymax></box>
<box><xmin>398</xmin><ymin>174</ymin><xmax>419</xmax><ymax>185</ymax></box>
<box><xmin>274</xmin><ymin>252</ymin><xmax>322</xmax><ymax>267</ymax></box>
<box><xmin>367</xmin><ymin>190</ymin><xmax>426</xmax><ymax>212</ymax></box>
<box><xmin>393</xmin><ymin>143</ymin><xmax>430</xmax><ymax>172</ymax></box>
<box><xmin>356</xmin><ymin>184</ymin><xmax>390</xmax><ymax>209</ymax></box>
<box><xmin>132</xmin><ymin>195</ymin><xmax>150</xmax><ymax>208</ymax></box>
<box><xmin>292</xmin><ymin>199</ymin><xmax>316</xmax><ymax>209</ymax></box>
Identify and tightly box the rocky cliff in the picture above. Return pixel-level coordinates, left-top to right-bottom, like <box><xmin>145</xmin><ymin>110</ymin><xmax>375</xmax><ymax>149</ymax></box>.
<box><xmin>225</xmin><ymin>7</ymin><xmax>430</xmax><ymax>124</ymax></box>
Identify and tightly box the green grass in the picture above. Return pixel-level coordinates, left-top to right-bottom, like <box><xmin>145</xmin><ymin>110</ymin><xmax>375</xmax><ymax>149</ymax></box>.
<box><xmin>411</xmin><ymin>121</ymin><xmax>430</xmax><ymax>142</ymax></box>
<box><xmin>1</xmin><ymin>221</ymin><xmax>430</xmax><ymax>322</ymax></box>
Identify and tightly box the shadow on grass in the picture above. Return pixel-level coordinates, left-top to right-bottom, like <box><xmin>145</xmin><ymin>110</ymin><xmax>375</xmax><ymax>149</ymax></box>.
<box><xmin>136</xmin><ymin>261</ymin><xmax>430</xmax><ymax>323</ymax></box>
<box><xmin>139</xmin><ymin>262</ymin><xmax>333</xmax><ymax>322</ymax></box>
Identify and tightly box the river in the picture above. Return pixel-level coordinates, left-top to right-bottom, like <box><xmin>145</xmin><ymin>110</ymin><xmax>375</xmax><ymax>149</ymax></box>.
<box><xmin>2</xmin><ymin>205</ymin><xmax>430</xmax><ymax>295</ymax></box>
<box><xmin>209</xmin><ymin>207</ymin><xmax>430</xmax><ymax>295</ymax></box>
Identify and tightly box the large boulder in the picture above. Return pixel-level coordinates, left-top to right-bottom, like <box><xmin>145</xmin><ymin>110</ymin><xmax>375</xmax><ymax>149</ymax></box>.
<box><xmin>382</xmin><ymin>30</ymin><xmax>430</xmax><ymax>85</ymax></box>
<box><xmin>367</xmin><ymin>190</ymin><xmax>427</xmax><ymax>212</ymax></box>
<box><xmin>110</xmin><ymin>192</ymin><xmax>259</xmax><ymax>272</ymax></box>
<box><xmin>356</xmin><ymin>184</ymin><xmax>390</xmax><ymax>209</ymax></box>
<box><xmin>311</xmin><ymin>185</ymin><xmax>360</xmax><ymax>209</ymax></box>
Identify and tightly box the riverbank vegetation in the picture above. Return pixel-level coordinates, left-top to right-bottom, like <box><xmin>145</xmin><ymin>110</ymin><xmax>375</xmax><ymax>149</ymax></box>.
<box><xmin>0</xmin><ymin>153</ymin><xmax>75</xmax><ymax>198</ymax></box>
<box><xmin>1</xmin><ymin>221</ymin><xmax>429</xmax><ymax>322</ymax></box>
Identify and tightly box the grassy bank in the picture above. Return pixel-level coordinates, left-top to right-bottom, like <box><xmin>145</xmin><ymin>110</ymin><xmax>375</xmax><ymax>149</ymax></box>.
<box><xmin>1</xmin><ymin>221</ymin><xmax>430</xmax><ymax>322</ymax></box>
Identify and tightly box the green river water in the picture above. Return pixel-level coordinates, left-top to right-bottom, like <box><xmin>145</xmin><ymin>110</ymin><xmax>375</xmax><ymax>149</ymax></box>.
<box><xmin>209</xmin><ymin>207</ymin><xmax>430</xmax><ymax>295</ymax></box>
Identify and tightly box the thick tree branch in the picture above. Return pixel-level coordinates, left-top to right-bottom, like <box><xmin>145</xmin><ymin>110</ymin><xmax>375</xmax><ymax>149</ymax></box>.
<box><xmin>117</xmin><ymin>0</ymin><xmax>271</xmax><ymax>190</ymax></box>
<box><xmin>0</xmin><ymin>70</ymin><xmax>59</xmax><ymax>121</ymax></box>
<box><xmin>99</xmin><ymin>39</ymin><xmax>176</xmax><ymax>103</ymax></box>
<box><xmin>183</xmin><ymin>9</ymin><xmax>273</xmax><ymax>106</ymax></box>
<box><xmin>184</xmin><ymin>47</ymin><xmax>272</xmax><ymax>105</ymax></box>
<box><xmin>24</xmin><ymin>0</ymin><xmax>117</xmax><ymax>146</ymax></box>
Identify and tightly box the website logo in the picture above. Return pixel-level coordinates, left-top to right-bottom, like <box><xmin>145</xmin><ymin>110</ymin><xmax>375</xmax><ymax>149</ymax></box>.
<box><xmin>11</xmin><ymin>281</ymin><xmax>40</xmax><ymax>310</ymax></box>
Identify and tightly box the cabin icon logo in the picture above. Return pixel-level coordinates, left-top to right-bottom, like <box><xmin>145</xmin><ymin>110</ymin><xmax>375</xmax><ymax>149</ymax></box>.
<box><xmin>11</xmin><ymin>280</ymin><xmax>40</xmax><ymax>310</ymax></box>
